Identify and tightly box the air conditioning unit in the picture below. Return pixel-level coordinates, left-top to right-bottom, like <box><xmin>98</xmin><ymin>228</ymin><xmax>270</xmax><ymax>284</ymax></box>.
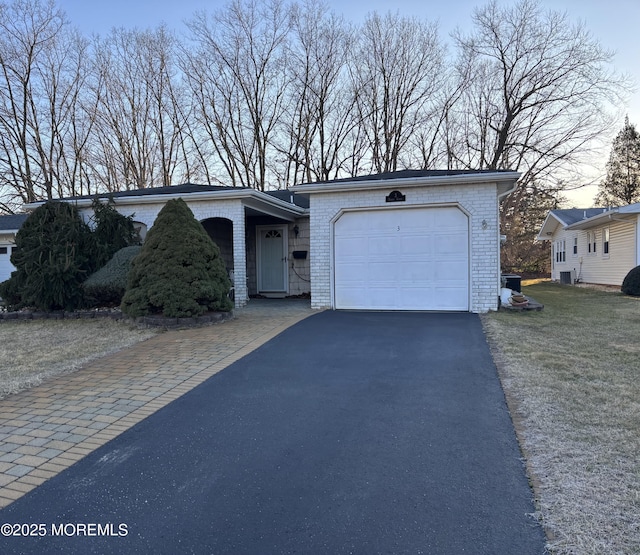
<box><xmin>559</xmin><ymin>270</ymin><xmax>576</xmax><ymax>285</ymax></box>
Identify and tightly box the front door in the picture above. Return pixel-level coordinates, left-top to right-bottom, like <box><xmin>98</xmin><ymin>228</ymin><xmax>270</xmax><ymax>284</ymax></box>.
<box><xmin>257</xmin><ymin>226</ymin><xmax>288</xmax><ymax>295</ymax></box>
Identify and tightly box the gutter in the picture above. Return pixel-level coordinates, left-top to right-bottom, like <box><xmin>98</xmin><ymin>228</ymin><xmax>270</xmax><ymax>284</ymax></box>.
<box><xmin>497</xmin><ymin>176</ymin><xmax>519</xmax><ymax>201</ymax></box>
<box><xmin>24</xmin><ymin>188</ymin><xmax>307</xmax><ymax>217</ymax></box>
<box><xmin>291</xmin><ymin>172</ymin><xmax>521</xmax><ymax>194</ymax></box>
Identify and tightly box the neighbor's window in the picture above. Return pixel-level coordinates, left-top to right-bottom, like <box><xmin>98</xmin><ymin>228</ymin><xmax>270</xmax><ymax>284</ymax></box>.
<box><xmin>603</xmin><ymin>227</ymin><xmax>610</xmax><ymax>255</ymax></box>
<box><xmin>0</xmin><ymin>247</ymin><xmax>7</xmax><ymax>255</ymax></box>
<box><xmin>573</xmin><ymin>236</ymin><xmax>578</xmax><ymax>256</ymax></box>
<box><xmin>588</xmin><ymin>231</ymin><xmax>596</xmax><ymax>253</ymax></box>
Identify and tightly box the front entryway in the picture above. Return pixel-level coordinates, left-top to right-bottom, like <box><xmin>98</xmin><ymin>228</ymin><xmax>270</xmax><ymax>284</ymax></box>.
<box><xmin>257</xmin><ymin>225</ymin><xmax>288</xmax><ymax>296</ymax></box>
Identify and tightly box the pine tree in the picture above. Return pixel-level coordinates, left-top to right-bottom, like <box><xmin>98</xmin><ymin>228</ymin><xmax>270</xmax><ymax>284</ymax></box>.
<box><xmin>0</xmin><ymin>201</ymin><xmax>95</xmax><ymax>311</ymax></box>
<box><xmin>121</xmin><ymin>198</ymin><xmax>233</xmax><ymax>318</ymax></box>
<box><xmin>595</xmin><ymin>117</ymin><xmax>640</xmax><ymax>206</ymax></box>
<box><xmin>91</xmin><ymin>198</ymin><xmax>140</xmax><ymax>269</ymax></box>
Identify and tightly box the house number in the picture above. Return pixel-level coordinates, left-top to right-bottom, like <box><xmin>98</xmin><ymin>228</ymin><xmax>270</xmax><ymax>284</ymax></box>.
<box><xmin>386</xmin><ymin>190</ymin><xmax>406</xmax><ymax>202</ymax></box>
<box><xmin>397</xmin><ymin>226</ymin><xmax>400</xmax><ymax>231</ymax></box>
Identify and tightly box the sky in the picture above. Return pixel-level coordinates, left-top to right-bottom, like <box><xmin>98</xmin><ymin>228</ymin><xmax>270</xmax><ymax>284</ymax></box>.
<box><xmin>56</xmin><ymin>0</ymin><xmax>640</xmax><ymax>207</ymax></box>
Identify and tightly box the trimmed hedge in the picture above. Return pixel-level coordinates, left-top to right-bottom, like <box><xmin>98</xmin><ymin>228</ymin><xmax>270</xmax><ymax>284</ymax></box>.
<box><xmin>121</xmin><ymin>198</ymin><xmax>233</xmax><ymax>318</ymax></box>
<box><xmin>83</xmin><ymin>245</ymin><xmax>142</xmax><ymax>307</ymax></box>
<box><xmin>621</xmin><ymin>265</ymin><xmax>640</xmax><ymax>296</ymax></box>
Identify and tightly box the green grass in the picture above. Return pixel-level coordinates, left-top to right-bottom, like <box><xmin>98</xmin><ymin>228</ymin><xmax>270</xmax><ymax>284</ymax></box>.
<box><xmin>483</xmin><ymin>282</ymin><xmax>640</xmax><ymax>554</ymax></box>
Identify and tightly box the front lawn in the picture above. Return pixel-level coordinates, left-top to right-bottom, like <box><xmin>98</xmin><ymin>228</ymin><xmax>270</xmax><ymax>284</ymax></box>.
<box><xmin>483</xmin><ymin>282</ymin><xmax>640</xmax><ymax>554</ymax></box>
<box><xmin>0</xmin><ymin>319</ymin><xmax>158</xmax><ymax>399</ymax></box>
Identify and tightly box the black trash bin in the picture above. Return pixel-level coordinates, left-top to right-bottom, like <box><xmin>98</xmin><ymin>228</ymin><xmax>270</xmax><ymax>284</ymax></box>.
<box><xmin>502</xmin><ymin>274</ymin><xmax>522</xmax><ymax>292</ymax></box>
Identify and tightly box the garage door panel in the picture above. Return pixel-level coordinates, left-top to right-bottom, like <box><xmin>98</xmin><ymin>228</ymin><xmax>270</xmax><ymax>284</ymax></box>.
<box><xmin>334</xmin><ymin>207</ymin><xmax>469</xmax><ymax>311</ymax></box>
<box><xmin>435</xmin><ymin>232</ymin><xmax>467</xmax><ymax>252</ymax></box>
<box><xmin>336</xmin><ymin>236</ymin><xmax>367</xmax><ymax>253</ymax></box>
<box><xmin>434</xmin><ymin>260</ymin><xmax>468</xmax><ymax>280</ymax></box>
<box><xmin>401</xmin><ymin>236</ymin><xmax>434</xmax><ymax>256</ymax></box>
<box><xmin>400</xmin><ymin>262</ymin><xmax>433</xmax><ymax>281</ymax></box>
<box><xmin>370</xmin><ymin>237</ymin><xmax>399</xmax><ymax>256</ymax></box>
<box><xmin>369</xmin><ymin>261</ymin><xmax>399</xmax><ymax>281</ymax></box>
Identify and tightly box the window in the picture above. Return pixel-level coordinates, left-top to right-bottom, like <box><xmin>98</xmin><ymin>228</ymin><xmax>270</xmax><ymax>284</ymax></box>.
<box><xmin>572</xmin><ymin>236</ymin><xmax>578</xmax><ymax>256</ymax></box>
<box><xmin>603</xmin><ymin>227</ymin><xmax>610</xmax><ymax>256</ymax></box>
<box><xmin>555</xmin><ymin>240</ymin><xmax>566</xmax><ymax>263</ymax></box>
<box><xmin>0</xmin><ymin>247</ymin><xmax>7</xmax><ymax>255</ymax></box>
<box><xmin>587</xmin><ymin>231</ymin><xmax>596</xmax><ymax>254</ymax></box>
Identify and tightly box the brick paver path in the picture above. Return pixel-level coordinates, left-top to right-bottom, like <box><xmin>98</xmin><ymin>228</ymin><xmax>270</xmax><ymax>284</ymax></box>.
<box><xmin>0</xmin><ymin>300</ymin><xmax>315</xmax><ymax>508</ymax></box>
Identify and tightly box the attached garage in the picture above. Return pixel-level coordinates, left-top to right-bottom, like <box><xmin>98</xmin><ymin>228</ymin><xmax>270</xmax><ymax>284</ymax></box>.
<box><xmin>292</xmin><ymin>169</ymin><xmax>520</xmax><ymax>313</ymax></box>
<box><xmin>334</xmin><ymin>206</ymin><xmax>469</xmax><ymax>310</ymax></box>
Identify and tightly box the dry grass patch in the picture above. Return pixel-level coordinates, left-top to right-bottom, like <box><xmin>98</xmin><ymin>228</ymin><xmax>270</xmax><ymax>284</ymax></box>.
<box><xmin>483</xmin><ymin>282</ymin><xmax>640</xmax><ymax>554</ymax></box>
<box><xmin>0</xmin><ymin>319</ymin><xmax>158</xmax><ymax>399</ymax></box>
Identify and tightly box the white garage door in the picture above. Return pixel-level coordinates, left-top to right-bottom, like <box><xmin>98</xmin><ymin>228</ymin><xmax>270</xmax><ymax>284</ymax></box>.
<box><xmin>334</xmin><ymin>206</ymin><xmax>469</xmax><ymax>311</ymax></box>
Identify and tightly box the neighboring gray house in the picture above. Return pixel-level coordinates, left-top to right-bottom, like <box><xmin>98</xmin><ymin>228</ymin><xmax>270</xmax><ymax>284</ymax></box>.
<box><xmin>8</xmin><ymin>169</ymin><xmax>520</xmax><ymax>313</ymax></box>
<box><xmin>0</xmin><ymin>214</ymin><xmax>28</xmax><ymax>283</ymax></box>
<box><xmin>537</xmin><ymin>204</ymin><xmax>640</xmax><ymax>286</ymax></box>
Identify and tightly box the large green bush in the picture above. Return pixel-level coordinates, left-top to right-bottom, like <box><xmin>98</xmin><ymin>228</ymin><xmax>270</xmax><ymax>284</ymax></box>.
<box><xmin>91</xmin><ymin>199</ymin><xmax>140</xmax><ymax>269</ymax></box>
<box><xmin>0</xmin><ymin>201</ymin><xmax>95</xmax><ymax>311</ymax></box>
<box><xmin>121</xmin><ymin>198</ymin><xmax>233</xmax><ymax>318</ymax></box>
<box><xmin>83</xmin><ymin>245</ymin><xmax>142</xmax><ymax>307</ymax></box>
<box><xmin>621</xmin><ymin>265</ymin><xmax>640</xmax><ymax>296</ymax></box>
<box><xmin>0</xmin><ymin>271</ymin><xmax>23</xmax><ymax>308</ymax></box>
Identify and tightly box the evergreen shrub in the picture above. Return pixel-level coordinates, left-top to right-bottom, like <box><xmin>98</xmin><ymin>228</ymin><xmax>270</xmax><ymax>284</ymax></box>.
<box><xmin>0</xmin><ymin>271</ymin><xmax>23</xmax><ymax>308</ymax></box>
<box><xmin>121</xmin><ymin>198</ymin><xmax>232</xmax><ymax>318</ymax></box>
<box><xmin>1</xmin><ymin>201</ymin><xmax>95</xmax><ymax>311</ymax></box>
<box><xmin>91</xmin><ymin>199</ymin><xmax>140</xmax><ymax>269</ymax></box>
<box><xmin>83</xmin><ymin>245</ymin><xmax>142</xmax><ymax>307</ymax></box>
<box><xmin>621</xmin><ymin>265</ymin><xmax>640</xmax><ymax>296</ymax></box>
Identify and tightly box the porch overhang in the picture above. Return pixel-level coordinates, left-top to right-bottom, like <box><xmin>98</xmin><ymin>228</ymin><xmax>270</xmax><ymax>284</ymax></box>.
<box><xmin>24</xmin><ymin>188</ymin><xmax>308</xmax><ymax>221</ymax></box>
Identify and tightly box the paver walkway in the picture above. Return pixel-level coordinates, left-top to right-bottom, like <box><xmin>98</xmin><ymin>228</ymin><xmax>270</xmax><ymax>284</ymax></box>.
<box><xmin>0</xmin><ymin>299</ymin><xmax>314</xmax><ymax>508</ymax></box>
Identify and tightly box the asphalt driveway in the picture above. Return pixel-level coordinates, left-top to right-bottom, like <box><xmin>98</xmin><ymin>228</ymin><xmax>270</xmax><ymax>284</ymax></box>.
<box><xmin>0</xmin><ymin>311</ymin><xmax>546</xmax><ymax>554</ymax></box>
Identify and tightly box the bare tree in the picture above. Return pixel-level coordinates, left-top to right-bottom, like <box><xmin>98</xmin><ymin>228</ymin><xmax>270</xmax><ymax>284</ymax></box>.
<box><xmin>451</xmin><ymin>0</ymin><xmax>629</xmax><ymax>273</ymax></box>
<box><xmin>89</xmin><ymin>26</ymin><xmax>191</xmax><ymax>191</ymax></box>
<box><xmin>452</xmin><ymin>0</ymin><xmax>627</xmax><ymax>185</ymax></box>
<box><xmin>281</xmin><ymin>0</ymin><xmax>357</xmax><ymax>184</ymax></box>
<box><xmin>185</xmin><ymin>0</ymin><xmax>292</xmax><ymax>190</ymax></box>
<box><xmin>0</xmin><ymin>0</ymin><xmax>89</xmax><ymax>207</ymax></box>
<box><xmin>350</xmin><ymin>12</ymin><xmax>445</xmax><ymax>174</ymax></box>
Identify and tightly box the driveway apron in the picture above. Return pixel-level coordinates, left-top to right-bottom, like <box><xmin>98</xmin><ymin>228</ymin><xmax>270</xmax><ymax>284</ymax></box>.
<box><xmin>0</xmin><ymin>311</ymin><xmax>546</xmax><ymax>554</ymax></box>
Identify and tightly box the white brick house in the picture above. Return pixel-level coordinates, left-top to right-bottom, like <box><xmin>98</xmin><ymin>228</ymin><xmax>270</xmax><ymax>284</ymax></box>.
<box><xmin>17</xmin><ymin>184</ymin><xmax>309</xmax><ymax>309</ymax></box>
<box><xmin>8</xmin><ymin>169</ymin><xmax>520</xmax><ymax>313</ymax></box>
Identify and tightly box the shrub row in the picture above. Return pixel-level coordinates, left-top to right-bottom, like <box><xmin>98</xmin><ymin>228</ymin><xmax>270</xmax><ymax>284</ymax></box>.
<box><xmin>1</xmin><ymin>197</ymin><xmax>233</xmax><ymax>318</ymax></box>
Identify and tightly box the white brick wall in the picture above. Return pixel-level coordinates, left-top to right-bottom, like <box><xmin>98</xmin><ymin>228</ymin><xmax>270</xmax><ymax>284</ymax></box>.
<box><xmin>308</xmin><ymin>183</ymin><xmax>501</xmax><ymax>313</ymax></box>
<box><xmin>288</xmin><ymin>217</ymin><xmax>311</xmax><ymax>296</ymax></box>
